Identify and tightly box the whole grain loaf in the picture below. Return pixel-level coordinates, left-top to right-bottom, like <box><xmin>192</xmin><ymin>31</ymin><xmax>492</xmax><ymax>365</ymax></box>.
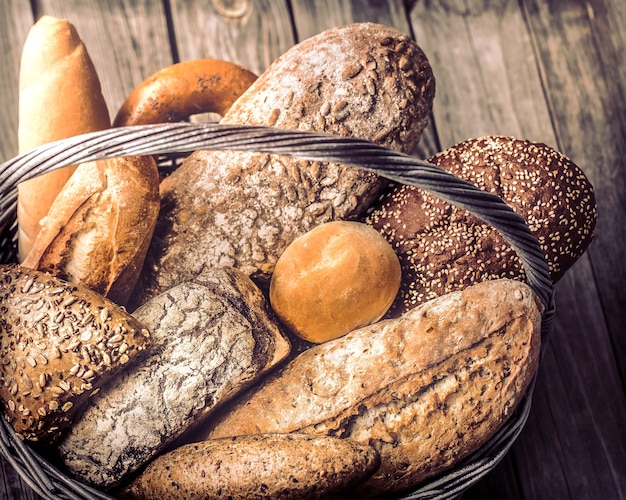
<box><xmin>121</xmin><ymin>433</ymin><xmax>380</xmax><ymax>500</ymax></box>
<box><xmin>0</xmin><ymin>265</ymin><xmax>151</xmax><ymax>444</ymax></box>
<box><xmin>131</xmin><ymin>23</ymin><xmax>435</xmax><ymax>308</ymax></box>
<box><xmin>202</xmin><ymin>279</ymin><xmax>543</xmax><ymax>497</ymax></box>
<box><xmin>56</xmin><ymin>267</ymin><xmax>290</xmax><ymax>489</ymax></box>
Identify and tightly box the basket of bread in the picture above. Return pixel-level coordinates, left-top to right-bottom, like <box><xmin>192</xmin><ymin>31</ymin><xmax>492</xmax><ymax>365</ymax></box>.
<box><xmin>0</xmin><ymin>16</ymin><xmax>597</xmax><ymax>500</ymax></box>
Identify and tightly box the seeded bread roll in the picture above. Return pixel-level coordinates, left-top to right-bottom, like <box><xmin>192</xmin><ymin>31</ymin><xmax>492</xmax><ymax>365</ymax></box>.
<box><xmin>0</xmin><ymin>265</ymin><xmax>151</xmax><ymax>444</ymax></box>
<box><xmin>131</xmin><ymin>22</ymin><xmax>435</xmax><ymax>307</ymax></box>
<box><xmin>57</xmin><ymin>267</ymin><xmax>290</xmax><ymax>489</ymax></box>
<box><xmin>366</xmin><ymin>135</ymin><xmax>597</xmax><ymax>317</ymax></box>
<box><xmin>17</xmin><ymin>16</ymin><xmax>110</xmax><ymax>262</ymax></box>
<box><xmin>202</xmin><ymin>279</ymin><xmax>542</xmax><ymax>497</ymax></box>
<box><xmin>21</xmin><ymin>155</ymin><xmax>160</xmax><ymax>307</ymax></box>
<box><xmin>121</xmin><ymin>433</ymin><xmax>380</xmax><ymax>500</ymax></box>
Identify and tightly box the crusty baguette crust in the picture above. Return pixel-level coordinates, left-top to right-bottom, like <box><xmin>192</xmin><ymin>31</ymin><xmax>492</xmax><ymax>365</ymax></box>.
<box><xmin>131</xmin><ymin>23</ymin><xmax>435</xmax><ymax>308</ymax></box>
<box><xmin>204</xmin><ymin>279</ymin><xmax>542</xmax><ymax>497</ymax></box>
<box><xmin>121</xmin><ymin>433</ymin><xmax>380</xmax><ymax>500</ymax></box>
<box><xmin>17</xmin><ymin>16</ymin><xmax>110</xmax><ymax>262</ymax></box>
<box><xmin>22</xmin><ymin>155</ymin><xmax>160</xmax><ymax>307</ymax></box>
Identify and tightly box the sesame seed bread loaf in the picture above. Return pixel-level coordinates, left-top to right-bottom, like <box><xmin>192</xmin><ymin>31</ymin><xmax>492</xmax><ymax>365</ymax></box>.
<box><xmin>202</xmin><ymin>279</ymin><xmax>543</xmax><ymax>498</ymax></box>
<box><xmin>121</xmin><ymin>433</ymin><xmax>380</xmax><ymax>500</ymax></box>
<box><xmin>0</xmin><ymin>265</ymin><xmax>151</xmax><ymax>444</ymax></box>
<box><xmin>21</xmin><ymin>155</ymin><xmax>160</xmax><ymax>307</ymax></box>
<box><xmin>57</xmin><ymin>267</ymin><xmax>290</xmax><ymax>489</ymax></box>
<box><xmin>366</xmin><ymin>135</ymin><xmax>597</xmax><ymax>317</ymax></box>
<box><xmin>130</xmin><ymin>22</ymin><xmax>435</xmax><ymax>308</ymax></box>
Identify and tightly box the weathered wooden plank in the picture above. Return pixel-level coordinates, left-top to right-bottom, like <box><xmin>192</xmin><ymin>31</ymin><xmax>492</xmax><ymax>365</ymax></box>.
<box><xmin>168</xmin><ymin>0</ymin><xmax>295</xmax><ymax>76</ymax></box>
<box><xmin>0</xmin><ymin>1</ymin><xmax>34</xmax><ymax>163</ymax></box>
<box><xmin>33</xmin><ymin>0</ymin><xmax>173</xmax><ymax>122</ymax></box>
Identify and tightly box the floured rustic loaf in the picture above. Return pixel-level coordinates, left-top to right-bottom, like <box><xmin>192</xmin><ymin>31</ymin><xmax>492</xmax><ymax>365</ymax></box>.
<box><xmin>0</xmin><ymin>265</ymin><xmax>151</xmax><ymax>443</ymax></box>
<box><xmin>56</xmin><ymin>267</ymin><xmax>290</xmax><ymax>489</ymax></box>
<box><xmin>366</xmin><ymin>135</ymin><xmax>597</xmax><ymax>317</ymax></box>
<box><xmin>131</xmin><ymin>22</ymin><xmax>435</xmax><ymax>308</ymax></box>
<box><xmin>202</xmin><ymin>279</ymin><xmax>543</xmax><ymax>498</ymax></box>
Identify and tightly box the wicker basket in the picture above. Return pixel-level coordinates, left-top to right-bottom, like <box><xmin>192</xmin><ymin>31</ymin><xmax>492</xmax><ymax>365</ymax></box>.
<box><xmin>0</xmin><ymin>123</ymin><xmax>555</xmax><ymax>500</ymax></box>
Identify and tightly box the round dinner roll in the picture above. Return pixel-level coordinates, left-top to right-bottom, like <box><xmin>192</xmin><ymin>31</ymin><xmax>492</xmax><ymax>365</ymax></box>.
<box><xmin>269</xmin><ymin>221</ymin><xmax>401</xmax><ymax>344</ymax></box>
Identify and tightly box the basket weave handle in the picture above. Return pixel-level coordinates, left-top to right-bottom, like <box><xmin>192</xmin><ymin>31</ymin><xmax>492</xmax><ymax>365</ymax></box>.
<box><xmin>0</xmin><ymin>122</ymin><xmax>555</xmax><ymax>323</ymax></box>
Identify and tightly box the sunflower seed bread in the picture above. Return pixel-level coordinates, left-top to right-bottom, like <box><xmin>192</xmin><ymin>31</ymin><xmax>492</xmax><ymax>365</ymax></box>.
<box><xmin>56</xmin><ymin>267</ymin><xmax>290</xmax><ymax>489</ymax></box>
<box><xmin>131</xmin><ymin>23</ymin><xmax>435</xmax><ymax>308</ymax></box>
<box><xmin>0</xmin><ymin>265</ymin><xmax>151</xmax><ymax>443</ymax></box>
<box><xmin>121</xmin><ymin>433</ymin><xmax>380</xmax><ymax>500</ymax></box>
<box><xmin>202</xmin><ymin>279</ymin><xmax>543</xmax><ymax>498</ymax></box>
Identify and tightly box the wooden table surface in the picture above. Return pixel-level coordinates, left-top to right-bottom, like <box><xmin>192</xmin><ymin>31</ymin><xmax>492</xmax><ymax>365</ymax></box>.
<box><xmin>0</xmin><ymin>1</ymin><xmax>624</xmax><ymax>499</ymax></box>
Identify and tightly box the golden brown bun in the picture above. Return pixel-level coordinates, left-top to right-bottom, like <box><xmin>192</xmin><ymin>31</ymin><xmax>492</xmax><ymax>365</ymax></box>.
<box><xmin>120</xmin><ymin>434</ymin><xmax>380</xmax><ymax>500</ymax></box>
<box><xmin>0</xmin><ymin>265</ymin><xmax>151</xmax><ymax>444</ymax></box>
<box><xmin>269</xmin><ymin>221</ymin><xmax>401</xmax><ymax>343</ymax></box>
<box><xmin>113</xmin><ymin>59</ymin><xmax>257</xmax><ymax>126</ymax></box>
<box><xmin>21</xmin><ymin>155</ymin><xmax>160</xmax><ymax>306</ymax></box>
<box><xmin>17</xmin><ymin>15</ymin><xmax>110</xmax><ymax>262</ymax></box>
<box><xmin>365</xmin><ymin>135</ymin><xmax>597</xmax><ymax>317</ymax></box>
<box><xmin>203</xmin><ymin>279</ymin><xmax>542</xmax><ymax>497</ymax></box>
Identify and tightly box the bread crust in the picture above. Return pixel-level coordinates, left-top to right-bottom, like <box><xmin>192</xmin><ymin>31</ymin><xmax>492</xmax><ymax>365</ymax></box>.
<box><xmin>57</xmin><ymin>268</ymin><xmax>290</xmax><ymax>489</ymax></box>
<box><xmin>0</xmin><ymin>265</ymin><xmax>151</xmax><ymax>443</ymax></box>
<box><xmin>366</xmin><ymin>135</ymin><xmax>597</xmax><ymax>317</ymax></box>
<box><xmin>121</xmin><ymin>433</ymin><xmax>380</xmax><ymax>500</ymax></box>
<box><xmin>17</xmin><ymin>16</ymin><xmax>110</xmax><ymax>261</ymax></box>
<box><xmin>203</xmin><ymin>279</ymin><xmax>542</xmax><ymax>496</ymax></box>
<box><xmin>131</xmin><ymin>23</ymin><xmax>435</xmax><ymax>307</ymax></box>
<box><xmin>21</xmin><ymin>155</ymin><xmax>160</xmax><ymax>307</ymax></box>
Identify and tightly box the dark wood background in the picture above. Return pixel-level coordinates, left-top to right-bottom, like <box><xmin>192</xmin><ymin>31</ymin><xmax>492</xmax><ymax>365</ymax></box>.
<box><xmin>0</xmin><ymin>0</ymin><xmax>624</xmax><ymax>499</ymax></box>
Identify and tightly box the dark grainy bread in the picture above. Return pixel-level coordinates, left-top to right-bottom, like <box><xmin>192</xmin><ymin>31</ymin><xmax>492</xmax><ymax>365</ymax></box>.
<box><xmin>131</xmin><ymin>23</ymin><xmax>435</xmax><ymax>308</ymax></box>
<box><xmin>203</xmin><ymin>279</ymin><xmax>542</xmax><ymax>497</ymax></box>
<box><xmin>120</xmin><ymin>433</ymin><xmax>381</xmax><ymax>500</ymax></box>
<box><xmin>0</xmin><ymin>265</ymin><xmax>151</xmax><ymax>444</ymax></box>
<box><xmin>365</xmin><ymin>135</ymin><xmax>597</xmax><ymax>317</ymax></box>
<box><xmin>56</xmin><ymin>267</ymin><xmax>290</xmax><ymax>489</ymax></box>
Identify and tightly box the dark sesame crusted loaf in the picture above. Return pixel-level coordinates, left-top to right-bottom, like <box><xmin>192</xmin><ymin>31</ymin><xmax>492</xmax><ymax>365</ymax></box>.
<box><xmin>365</xmin><ymin>135</ymin><xmax>597</xmax><ymax>317</ymax></box>
<box><xmin>130</xmin><ymin>23</ymin><xmax>435</xmax><ymax>308</ymax></box>
<box><xmin>0</xmin><ymin>265</ymin><xmax>151</xmax><ymax>443</ymax></box>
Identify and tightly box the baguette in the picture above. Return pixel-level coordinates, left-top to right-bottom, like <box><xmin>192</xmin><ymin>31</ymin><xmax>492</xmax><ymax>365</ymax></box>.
<box><xmin>121</xmin><ymin>433</ymin><xmax>380</xmax><ymax>500</ymax></box>
<box><xmin>57</xmin><ymin>267</ymin><xmax>290</xmax><ymax>489</ymax></box>
<box><xmin>17</xmin><ymin>15</ymin><xmax>110</xmax><ymax>262</ymax></box>
<box><xmin>131</xmin><ymin>22</ymin><xmax>435</xmax><ymax>308</ymax></box>
<box><xmin>21</xmin><ymin>155</ymin><xmax>160</xmax><ymax>307</ymax></box>
<box><xmin>202</xmin><ymin>279</ymin><xmax>543</xmax><ymax>497</ymax></box>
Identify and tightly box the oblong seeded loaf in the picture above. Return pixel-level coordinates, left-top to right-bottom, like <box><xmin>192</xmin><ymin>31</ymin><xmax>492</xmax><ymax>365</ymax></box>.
<box><xmin>0</xmin><ymin>265</ymin><xmax>151</xmax><ymax>444</ymax></box>
<box><xmin>121</xmin><ymin>433</ymin><xmax>381</xmax><ymax>500</ymax></box>
<box><xmin>56</xmin><ymin>267</ymin><xmax>290</xmax><ymax>489</ymax></box>
<box><xmin>202</xmin><ymin>279</ymin><xmax>543</xmax><ymax>498</ymax></box>
<box><xmin>131</xmin><ymin>22</ymin><xmax>435</xmax><ymax>308</ymax></box>
<box><xmin>365</xmin><ymin>135</ymin><xmax>597</xmax><ymax>317</ymax></box>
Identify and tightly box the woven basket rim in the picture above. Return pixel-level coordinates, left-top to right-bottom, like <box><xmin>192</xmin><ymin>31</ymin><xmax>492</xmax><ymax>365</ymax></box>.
<box><xmin>0</xmin><ymin>123</ymin><xmax>555</xmax><ymax>500</ymax></box>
